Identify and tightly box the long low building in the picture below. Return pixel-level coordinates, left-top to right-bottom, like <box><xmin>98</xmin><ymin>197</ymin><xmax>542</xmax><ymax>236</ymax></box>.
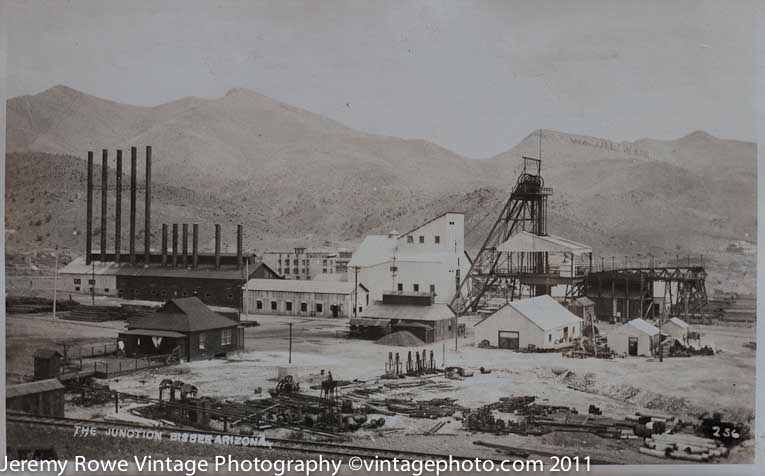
<box><xmin>244</xmin><ymin>279</ymin><xmax>369</xmax><ymax>318</ymax></box>
<box><xmin>59</xmin><ymin>256</ymin><xmax>280</xmax><ymax>308</ymax></box>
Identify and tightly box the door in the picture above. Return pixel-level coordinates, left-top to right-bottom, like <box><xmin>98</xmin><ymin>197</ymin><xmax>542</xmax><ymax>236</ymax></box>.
<box><xmin>498</xmin><ymin>331</ymin><xmax>520</xmax><ymax>350</ymax></box>
<box><xmin>628</xmin><ymin>337</ymin><xmax>638</xmax><ymax>356</ymax></box>
<box><xmin>331</xmin><ymin>305</ymin><xmax>339</xmax><ymax>318</ymax></box>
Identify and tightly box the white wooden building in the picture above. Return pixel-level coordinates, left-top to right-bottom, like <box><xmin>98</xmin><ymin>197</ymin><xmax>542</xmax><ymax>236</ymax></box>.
<box><xmin>473</xmin><ymin>295</ymin><xmax>583</xmax><ymax>350</ymax></box>
<box><xmin>663</xmin><ymin>317</ymin><xmax>690</xmax><ymax>341</ymax></box>
<box><xmin>244</xmin><ymin>279</ymin><xmax>368</xmax><ymax>318</ymax></box>
<box><xmin>347</xmin><ymin>212</ymin><xmax>470</xmax><ymax>305</ymax></box>
<box><xmin>607</xmin><ymin>318</ymin><xmax>660</xmax><ymax>356</ymax></box>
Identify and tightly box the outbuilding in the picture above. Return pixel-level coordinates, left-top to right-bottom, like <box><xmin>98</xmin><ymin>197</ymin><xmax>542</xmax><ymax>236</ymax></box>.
<box><xmin>244</xmin><ymin>279</ymin><xmax>369</xmax><ymax>318</ymax></box>
<box><xmin>606</xmin><ymin>318</ymin><xmax>660</xmax><ymax>357</ymax></box>
<box><xmin>6</xmin><ymin>379</ymin><xmax>66</xmax><ymax>417</ymax></box>
<box><xmin>474</xmin><ymin>295</ymin><xmax>583</xmax><ymax>350</ymax></box>
<box><xmin>663</xmin><ymin>317</ymin><xmax>690</xmax><ymax>342</ymax></box>
<box><xmin>353</xmin><ymin>292</ymin><xmax>456</xmax><ymax>343</ymax></box>
<box><xmin>119</xmin><ymin>297</ymin><xmax>243</xmax><ymax>362</ymax></box>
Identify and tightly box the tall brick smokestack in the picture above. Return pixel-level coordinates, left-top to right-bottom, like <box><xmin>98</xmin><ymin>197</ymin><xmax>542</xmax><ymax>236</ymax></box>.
<box><xmin>215</xmin><ymin>224</ymin><xmax>221</xmax><ymax>270</ymax></box>
<box><xmin>161</xmin><ymin>224</ymin><xmax>168</xmax><ymax>266</ymax></box>
<box><xmin>182</xmin><ymin>224</ymin><xmax>188</xmax><ymax>267</ymax></box>
<box><xmin>192</xmin><ymin>224</ymin><xmax>199</xmax><ymax>269</ymax></box>
<box><xmin>129</xmin><ymin>147</ymin><xmax>137</xmax><ymax>265</ymax></box>
<box><xmin>86</xmin><ymin>152</ymin><xmax>93</xmax><ymax>265</ymax></box>
<box><xmin>100</xmin><ymin>149</ymin><xmax>108</xmax><ymax>262</ymax></box>
<box><xmin>172</xmin><ymin>224</ymin><xmax>178</xmax><ymax>267</ymax></box>
<box><xmin>144</xmin><ymin>146</ymin><xmax>152</xmax><ymax>264</ymax></box>
<box><xmin>237</xmin><ymin>224</ymin><xmax>243</xmax><ymax>269</ymax></box>
<box><xmin>115</xmin><ymin>150</ymin><xmax>122</xmax><ymax>264</ymax></box>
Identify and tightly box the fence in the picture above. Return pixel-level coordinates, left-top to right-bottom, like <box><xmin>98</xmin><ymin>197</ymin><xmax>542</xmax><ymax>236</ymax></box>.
<box><xmin>63</xmin><ymin>342</ymin><xmax>119</xmax><ymax>361</ymax></box>
<box><xmin>94</xmin><ymin>354</ymin><xmax>174</xmax><ymax>378</ymax></box>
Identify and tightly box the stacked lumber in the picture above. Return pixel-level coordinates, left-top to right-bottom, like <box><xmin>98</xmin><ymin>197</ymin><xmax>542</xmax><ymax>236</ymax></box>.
<box><xmin>641</xmin><ymin>433</ymin><xmax>729</xmax><ymax>461</ymax></box>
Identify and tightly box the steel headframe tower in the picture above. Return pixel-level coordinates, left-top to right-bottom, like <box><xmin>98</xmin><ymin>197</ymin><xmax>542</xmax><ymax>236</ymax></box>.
<box><xmin>450</xmin><ymin>157</ymin><xmax>552</xmax><ymax>314</ymax></box>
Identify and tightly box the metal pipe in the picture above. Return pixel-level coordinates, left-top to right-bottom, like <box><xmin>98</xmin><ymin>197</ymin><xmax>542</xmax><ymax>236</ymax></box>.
<box><xmin>100</xmin><ymin>149</ymin><xmax>108</xmax><ymax>262</ymax></box>
<box><xmin>86</xmin><ymin>152</ymin><xmax>94</xmax><ymax>265</ymax></box>
<box><xmin>161</xmin><ymin>224</ymin><xmax>168</xmax><ymax>266</ymax></box>
<box><xmin>192</xmin><ymin>224</ymin><xmax>199</xmax><ymax>269</ymax></box>
<box><xmin>172</xmin><ymin>224</ymin><xmax>178</xmax><ymax>267</ymax></box>
<box><xmin>237</xmin><ymin>224</ymin><xmax>243</xmax><ymax>269</ymax></box>
<box><xmin>129</xmin><ymin>147</ymin><xmax>137</xmax><ymax>265</ymax></box>
<box><xmin>115</xmin><ymin>150</ymin><xmax>122</xmax><ymax>263</ymax></box>
<box><xmin>182</xmin><ymin>224</ymin><xmax>188</xmax><ymax>267</ymax></box>
<box><xmin>144</xmin><ymin>146</ymin><xmax>151</xmax><ymax>264</ymax></box>
<box><xmin>215</xmin><ymin>224</ymin><xmax>221</xmax><ymax>270</ymax></box>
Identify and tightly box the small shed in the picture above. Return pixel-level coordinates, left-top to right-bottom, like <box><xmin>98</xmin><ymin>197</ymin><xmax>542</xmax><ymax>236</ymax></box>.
<box><xmin>6</xmin><ymin>379</ymin><xmax>66</xmax><ymax>417</ymax></box>
<box><xmin>120</xmin><ymin>297</ymin><xmax>243</xmax><ymax>362</ymax></box>
<box><xmin>607</xmin><ymin>318</ymin><xmax>660</xmax><ymax>357</ymax></box>
<box><xmin>663</xmin><ymin>317</ymin><xmax>689</xmax><ymax>342</ymax></box>
<box><xmin>33</xmin><ymin>350</ymin><xmax>62</xmax><ymax>380</ymax></box>
<box><xmin>474</xmin><ymin>295</ymin><xmax>583</xmax><ymax>350</ymax></box>
<box><xmin>569</xmin><ymin>297</ymin><xmax>595</xmax><ymax>323</ymax></box>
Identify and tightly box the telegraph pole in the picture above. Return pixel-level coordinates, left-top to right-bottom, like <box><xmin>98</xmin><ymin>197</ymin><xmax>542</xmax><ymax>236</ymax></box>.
<box><xmin>91</xmin><ymin>261</ymin><xmax>95</xmax><ymax>305</ymax></box>
<box><xmin>353</xmin><ymin>266</ymin><xmax>359</xmax><ymax>318</ymax></box>
<box><xmin>288</xmin><ymin>323</ymin><xmax>293</xmax><ymax>364</ymax></box>
<box><xmin>53</xmin><ymin>245</ymin><xmax>59</xmax><ymax>319</ymax></box>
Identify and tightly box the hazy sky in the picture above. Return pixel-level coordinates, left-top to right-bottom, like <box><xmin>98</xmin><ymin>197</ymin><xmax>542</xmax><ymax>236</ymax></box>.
<box><xmin>5</xmin><ymin>0</ymin><xmax>760</xmax><ymax>157</ymax></box>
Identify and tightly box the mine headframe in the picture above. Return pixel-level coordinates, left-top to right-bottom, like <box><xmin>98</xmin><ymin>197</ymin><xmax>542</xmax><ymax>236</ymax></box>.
<box><xmin>451</xmin><ymin>157</ymin><xmax>553</xmax><ymax>314</ymax></box>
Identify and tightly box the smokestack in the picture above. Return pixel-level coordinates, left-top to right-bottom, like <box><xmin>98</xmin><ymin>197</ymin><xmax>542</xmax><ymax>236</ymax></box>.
<box><xmin>161</xmin><ymin>224</ymin><xmax>168</xmax><ymax>266</ymax></box>
<box><xmin>100</xmin><ymin>149</ymin><xmax>108</xmax><ymax>262</ymax></box>
<box><xmin>172</xmin><ymin>224</ymin><xmax>178</xmax><ymax>267</ymax></box>
<box><xmin>144</xmin><ymin>146</ymin><xmax>152</xmax><ymax>265</ymax></box>
<box><xmin>237</xmin><ymin>224</ymin><xmax>243</xmax><ymax>269</ymax></box>
<box><xmin>182</xmin><ymin>224</ymin><xmax>188</xmax><ymax>267</ymax></box>
<box><xmin>86</xmin><ymin>152</ymin><xmax>93</xmax><ymax>265</ymax></box>
<box><xmin>129</xmin><ymin>147</ymin><xmax>137</xmax><ymax>265</ymax></box>
<box><xmin>192</xmin><ymin>224</ymin><xmax>199</xmax><ymax>269</ymax></box>
<box><xmin>215</xmin><ymin>224</ymin><xmax>221</xmax><ymax>270</ymax></box>
<box><xmin>115</xmin><ymin>150</ymin><xmax>122</xmax><ymax>264</ymax></box>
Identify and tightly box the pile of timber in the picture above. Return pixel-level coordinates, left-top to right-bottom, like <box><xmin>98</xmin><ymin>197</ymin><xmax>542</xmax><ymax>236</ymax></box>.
<box><xmin>383</xmin><ymin>397</ymin><xmax>463</xmax><ymax>419</ymax></box>
<box><xmin>641</xmin><ymin>433</ymin><xmax>729</xmax><ymax>461</ymax></box>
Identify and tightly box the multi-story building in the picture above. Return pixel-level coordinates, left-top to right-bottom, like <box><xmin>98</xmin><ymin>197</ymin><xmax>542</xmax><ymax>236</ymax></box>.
<box><xmin>262</xmin><ymin>248</ymin><xmax>340</xmax><ymax>280</ymax></box>
<box><xmin>347</xmin><ymin>212</ymin><xmax>471</xmax><ymax>305</ymax></box>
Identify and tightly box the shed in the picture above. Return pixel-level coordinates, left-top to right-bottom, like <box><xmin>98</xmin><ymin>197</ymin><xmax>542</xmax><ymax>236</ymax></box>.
<box><xmin>6</xmin><ymin>379</ymin><xmax>66</xmax><ymax>417</ymax></box>
<box><xmin>607</xmin><ymin>318</ymin><xmax>660</xmax><ymax>357</ymax></box>
<box><xmin>663</xmin><ymin>317</ymin><xmax>690</xmax><ymax>342</ymax></box>
<box><xmin>33</xmin><ymin>350</ymin><xmax>62</xmax><ymax>380</ymax></box>
<box><xmin>474</xmin><ymin>295</ymin><xmax>583</xmax><ymax>350</ymax></box>
<box><xmin>357</xmin><ymin>295</ymin><xmax>456</xmax><ymax>343</ymax></box>
<box><xmin>119</xmin><ymin>297</ymin><xmax>242</xmax><ymax>362</ymax></box>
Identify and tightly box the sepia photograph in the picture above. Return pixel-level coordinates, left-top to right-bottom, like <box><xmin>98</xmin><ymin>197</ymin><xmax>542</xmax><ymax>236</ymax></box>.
<box><xmin>1</xmin><ymin>1</ymin><xmax>761</xmax><ymax>474</ymax></box>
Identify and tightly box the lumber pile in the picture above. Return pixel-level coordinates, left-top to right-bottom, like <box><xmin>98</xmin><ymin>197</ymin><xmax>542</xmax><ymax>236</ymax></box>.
<box><xmin>641</xmin><ymin>433</ymin><xmax>729</xmax><ymax>461</ymax></box>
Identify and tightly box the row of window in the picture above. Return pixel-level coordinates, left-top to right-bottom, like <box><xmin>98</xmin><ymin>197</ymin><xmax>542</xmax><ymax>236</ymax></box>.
<box><xmin>278</xmin><ymin>268</ymin><xmax>332</xmax><ymax>275</ymax></box>
<box><xmin>255</xmin><ymin>300</ymin><xmax>324</xmax><ymax>314</ymax></box>
<box><xmin>406</xmin><ymin>235</ymin><xmax>440</xmax><ymax>244</ymax></box>
<box><xmin>198</xmin><ymin>328</ymin><xmax>233</xmax><ymax>351</ymax></box>
<box><xmin>276</xmin><ymin>258</ymin><xmax>334</xmax><ymax>266</ymax></box>
<box><xmin>396</xmin><ymin>283</ymin><xmax>436</xmax><ymax>294</ymax></box>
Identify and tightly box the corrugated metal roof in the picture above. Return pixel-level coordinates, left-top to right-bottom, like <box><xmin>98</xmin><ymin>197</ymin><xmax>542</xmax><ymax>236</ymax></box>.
<box><xmin>60</xmin><ymin>257</ymin><xmax>272</xmax><ymax>281</ymax></box>
<box><xmin>668</xmin><ymin>317</ymin><xmax>689</xmax><ymax>329</ymax></box>
<box><xmin>575</xmin><ymin>296</ymin><xmax>595</xmax><ymax>307</ymax></box>
<box><xmin>349</xmin><ymin>318</ymin><xmax>391</xmax><ymax>327</ymax></box>
<box><xmin>626</xmin><ymin>318</ymin><xmax>660</xmax><ymax>336</ymax></box>
<box><xmin>497</xmin><ymin>231</ymin><xmax>592</xmax><ymax>255</ymax></box>
<box><xmin>128</xmin><ymin>297</ymin><xmax>238</xmax><ymax>333</ymax></box>
<box><xmin>361</xmin><ymin>302</ymin><xmax>455</xmax><ymax>321</ymax></box>
<box><xmin>6</xmin><ymin>379</ymin><xmax>64</xmax><ymax>398</ymax></box>
<box><xmin>245</xmin><ymin>279</ymin><xmax>360</xmax><ymax>295</ymax></box>
<box><xmin>119</xmin><ymin>329</ymin><xmax>187</xmax><ymax>338</ymax></box>
<box><xmin>476</xmin><ymin>295</ymin><xmax>582</xmax><ymax>330</ymax></box>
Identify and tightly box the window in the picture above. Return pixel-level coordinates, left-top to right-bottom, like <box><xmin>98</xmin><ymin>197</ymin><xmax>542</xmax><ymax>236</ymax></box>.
<box><xmin>104</xmin><ymin>288</ymin><xmax>110</xmax><ymax>293</ymax></box>
<box><xmin>151</xmin><ymin>290</ymin><xmax>157</xmax><ymax>296</ymax></box>
<box><xmin>449</xmin><ymin>221</ymin><xmax>455</xmax><ymax>225</ymax></box>
<box><xmin>322</xmin><ymin>268</ymin><xmax>327</xmax><ymax>273</ymax></box>
<box><xmin>430</xmin><ymin>284</ymin><xmax>436</xmax><ymax>295</ymax></box>
<box><xmin>88</xmin><ymin>279</ymin><xmax>96</xmax><ymax>285</ymax></box>
<box><xmin>322</xmin><ymin>259</ymin><xmax>328</xmax><ymax>265</ymax></box>
<box><xmin>548</xmin><ymin>334</ymin><xmax>552</xmax><ymax>343</ymax></box>
<box><xmin>301</xmin><ymin>302</ymin><xmax>308</xmax><ymax>312</ymax></box>
<box><xmin>256</xmin><ymin>300</ymin><xmax>263</xmax><ymax>310</ymax></box>
<box><xmin>413</xmin><ymin>284</ymin><xmax>419</xmax><ymax>292</ymax></box>
<box><xmin>75</xmin><ymin>287</ymin><xmax>80</xmax><ymax>291</ymax></box>
<box><xmin>271</xmin><ymin>301</ymin><xmax>277</xmax><ymax>311</ymax></box>
<box><xmin>284</xmin><ymin>268</ymin><xmax>290</xmax><ymax>274</ymax></box>
<box><xmin>397</xmin><ymin>283</ymin><xmax>403</xmax><ymax>291</ymax></box>
<box><xmin>277</xmin><ymin>268</ymin><xmax>282</xmax><ymax>274</ymax></box>
<box><xmin>285</xmin><ymin>301</ymin><xmax>293</xmax><ymax>312</ymax></box>
<box><xmin>407</xmin><ymin>236</ymin><xmax>414</xmax><ymax>243</ymax></box>
<box><xmin>221</xmin><ymin>328</ymin><xmax>232</xmax><ymax>346</ymax></box>
<box><xmin>316</xmin><ymin>303</ymin><xmax>323</xmax><ymax>314</ymax></box>
<box><xmin>435</xmin><ymin>235</ymin><xmax>440</xmax><ymax>244</ymax></box>
<box><xmin>296</xmin><ymin>276</ymin><xmax>300</xmax><ymax>280</ymax></box>
<box><xmin>419</xmin><ymin>235</ymin><xmax>425</xmax><ymax>243</ymax></box>
<box><xmin>358</xmin><ymin>306</ymin><xmax>363</xmax><ymax>313</ymax></box>
<box><xmin>74</xmin><ymin>278</ymin><xmax>81</xmax><ymax>284</ymax></box>
<box><xmin>293</xmin><ymin>267</ymin><xmax>299</xmax><ymax>274</ymax></box>
<box><xmin>293</xmin><ymin>259</ymin><xmax>298</xmax><ymax>265</ymax></box>
<box><xmin>199</xmin><ymin>333</ymin><xmax>206</xmax><ymax>350</ymax></box>
<box><xmin>160</xmin><ymin>290</ymin><xmax>168</xmax><ymax>297</ymax></box>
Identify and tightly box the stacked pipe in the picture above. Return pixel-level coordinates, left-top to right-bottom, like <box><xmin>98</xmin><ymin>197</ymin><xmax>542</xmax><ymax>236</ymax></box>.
<box><xmin>161</xmin><ymin>224</ymin><xmax>168</xmax><ymax>266</ymax></box>
<box><xmin>215</xmin><ymin>224</ymin><xmax>221</xmax><ymax>270</ymax></box>
<box><xmin>129</xmin><ymin>147</ymin><xmax>137</xmax><ymax>265</ymax></box>
<box><xmin>192</xmin><ymin>224</ymin><xmax>199</xmax><ymax>269</ymax></box>
<box><xmin>85</xmin><ymin>152</ymin><xmax>94</xmax><ymax>265</ymax></box>
<box><xmin>144</xmin><ymin>146</ymin><xmax>151</xmax><ymax>265</ymax></box>
<box><xmin>182</xmin><ymin>224</ymin><xmax>188</xmax><ymax>267</ymax></box>
<box><xmin>172</xmin><ymin>224</ymin><xmax>179</xmax><ymax>267</ymax></box>
<box><xmin>100</xmin><ymin>149</ymin><xmax>108</xmax><ymax>262</ymax></box>
<box><xmin>114</xmin><ymin>150</ymin><xmax>122</xmax><ymax>263</ymax></box>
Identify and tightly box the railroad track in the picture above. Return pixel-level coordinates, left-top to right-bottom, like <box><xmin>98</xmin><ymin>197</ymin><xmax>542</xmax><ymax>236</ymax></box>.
<box><xmin>7</xmin><ymin>412</ymin><xmax>500</xmax><ymax>463</ymax></box>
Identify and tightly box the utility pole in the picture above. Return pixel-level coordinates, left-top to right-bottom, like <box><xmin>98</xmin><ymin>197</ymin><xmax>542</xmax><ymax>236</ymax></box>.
<box><xmin>353</xmin><ymin>266</ymin><xmax>359</xmax><ymax>318</ymax></box>
<box><xmin>53</xmin><ymin>245</ymin><xmax>59</xmax><ymax>319</ymax></box>
<box><xmin>288</xmin><ymin>323</ymin><xmax>293</xmax><ymax>364</ymax></box>
<box><xmin>91</xmin><ymin>261</ymin><xmax>95</xmax><ymax>305</ymax></box>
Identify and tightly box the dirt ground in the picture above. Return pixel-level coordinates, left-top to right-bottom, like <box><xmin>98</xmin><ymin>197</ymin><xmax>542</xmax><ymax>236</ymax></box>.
<box><xmin>5</xmin><ymin>311</ymin><xmax>757</xmax><ymax>464</ymax></box>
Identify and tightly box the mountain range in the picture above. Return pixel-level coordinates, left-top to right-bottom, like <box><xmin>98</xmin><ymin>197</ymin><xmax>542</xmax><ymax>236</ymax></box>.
<box><xmin>5</xmin><ymin>85</ymin><xmax>757</xmax><ymax>293</ymax></box>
